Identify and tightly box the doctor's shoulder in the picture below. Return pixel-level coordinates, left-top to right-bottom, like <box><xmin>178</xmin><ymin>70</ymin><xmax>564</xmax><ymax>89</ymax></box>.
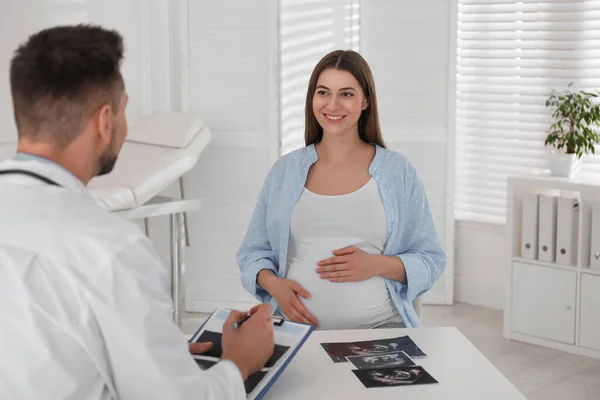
<box><xmin>71</xmin><ymin>201</ymin><xmax>150</xmax><ymax>248</ymax></box>
<box><xmin>31</xmin><ymin>196</ymin><xmax>159</xmax><ymax>284</ymax></box>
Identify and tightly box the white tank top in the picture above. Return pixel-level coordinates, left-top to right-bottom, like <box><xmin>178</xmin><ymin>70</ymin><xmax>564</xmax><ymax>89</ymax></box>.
<box><xmin>285</xmin><ymin>177</ymin><xmax>400</xmax><ymax>330</ymax></box>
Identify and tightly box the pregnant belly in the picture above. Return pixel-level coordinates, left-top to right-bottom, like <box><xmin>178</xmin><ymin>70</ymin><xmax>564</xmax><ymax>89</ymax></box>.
<box><xmin>285</xmin><ymin>257</ymin><xmax>397</xmax><ymax>330</ymax></box>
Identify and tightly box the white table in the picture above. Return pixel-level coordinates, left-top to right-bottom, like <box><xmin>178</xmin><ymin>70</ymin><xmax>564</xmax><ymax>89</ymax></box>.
<box><xmin>265</xmin><ymin>327</ymin><xmax>526</xmax><ymax>400</ymax></box>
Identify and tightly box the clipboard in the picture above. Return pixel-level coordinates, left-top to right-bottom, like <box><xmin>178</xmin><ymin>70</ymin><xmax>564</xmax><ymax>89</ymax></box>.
<box><xmin>189</xmin><ymin>308</ymin><xmax>314</xmax><ymax>400</ymax></box>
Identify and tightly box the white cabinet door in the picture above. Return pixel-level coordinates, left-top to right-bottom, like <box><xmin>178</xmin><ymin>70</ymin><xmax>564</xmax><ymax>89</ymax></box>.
<box><xmin>511</xmin><ymin>261</ymin><xmax>576</xmax><ymax>344</ymax></box>
<box><xmin>580</xmin><ymin>273</ymin><xmax>600</xmax><ymax>351</ymax></box>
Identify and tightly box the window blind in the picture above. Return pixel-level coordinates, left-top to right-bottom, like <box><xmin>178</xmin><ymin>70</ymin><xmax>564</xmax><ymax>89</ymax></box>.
<box><xmin>279</xmin><ymin>0</ymin><xmax>359</xmax><ymax>155</ymax></box>
<box><xmin>455</xmin><ymin>0</ymin><xmax>600</xmax><ymax>224</ymax></box>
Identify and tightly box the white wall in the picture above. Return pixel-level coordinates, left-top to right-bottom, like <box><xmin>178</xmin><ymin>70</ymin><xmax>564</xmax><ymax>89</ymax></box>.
<box><xmin>0</xmin><ymin>1</ymin><xmax>29</xmax><ymax>143</ymax></box>
<box><xmin>0</xmin><ymin>0</ymin><xmax>177</xmax><ymax>143</ymax></box>
<box><xmin>358</xmin><ymin>1</ymin><xmax>506</xmax><ymax>311</ymax></box>
<box><xmin>454</xmin><ymin>221</ymin><xmax>506</xmax><ymax>309</ymax></box>
<box><xmin>183</xmin><ymin>0</ymin><xmax>277</xmax><ymax>312</ymax></box>
<box><xmin>360</xmin><ymin>0</ymin><xmax>455</xmax><ymax>305</ymax></box>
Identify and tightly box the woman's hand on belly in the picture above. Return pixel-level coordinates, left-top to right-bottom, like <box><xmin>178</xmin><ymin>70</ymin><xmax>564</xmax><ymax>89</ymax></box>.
<box><xmin>261</xmin><ymin>275</ymin><xmax>319</xmax><ymax>326</ymax></box>
<box><xmin>316</xmin><ymin>246</ymin><xmax>378</xmax><ymax>283</ymax></box>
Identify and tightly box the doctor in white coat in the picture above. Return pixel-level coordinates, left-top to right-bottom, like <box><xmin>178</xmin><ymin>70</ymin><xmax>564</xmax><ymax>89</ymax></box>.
<box><xmin>0</xmin><ymin>25</ymin><xmax>274</xmax><ymax>400</ymax></box>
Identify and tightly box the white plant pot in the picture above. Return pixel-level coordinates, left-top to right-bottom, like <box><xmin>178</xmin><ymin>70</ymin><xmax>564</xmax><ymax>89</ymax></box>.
<box><xmin>547</xmin><ymin>151</ymin><xmax>582</xmax><ymax>178</ymax></box>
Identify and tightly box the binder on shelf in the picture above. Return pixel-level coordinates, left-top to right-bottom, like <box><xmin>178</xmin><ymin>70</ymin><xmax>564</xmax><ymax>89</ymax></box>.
<box><xmin>591</xmin><ymin>202</ymin><xmax>600</xmax><ymax>270</ymax></box>
<box><xmin>521</xmin><ymin>193</ymin><xmax>539</xmax><ymax>260</ymax></box>
<box><xmin>538</xmin><ymin>194</ymin><xmax>558</xmax><ymax>263</ymax></box>
<box><xmin>556</xmin><ymin>197</ymin><xmax>578</xmax><ymax>266</ymax></box>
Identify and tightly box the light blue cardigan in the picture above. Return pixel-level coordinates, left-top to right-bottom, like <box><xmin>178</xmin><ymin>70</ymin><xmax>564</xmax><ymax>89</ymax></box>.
<box><xmin>236</xmin><ymin>144</ymin><xmax>446</xmax><ymax>327</ymax></box>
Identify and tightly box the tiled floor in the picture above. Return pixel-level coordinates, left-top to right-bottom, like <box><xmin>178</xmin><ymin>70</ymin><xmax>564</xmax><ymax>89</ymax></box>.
<box><xmin>182</xmin><ymin>302</ymin><xmax>600</xmax><ymax>399</ymax></box>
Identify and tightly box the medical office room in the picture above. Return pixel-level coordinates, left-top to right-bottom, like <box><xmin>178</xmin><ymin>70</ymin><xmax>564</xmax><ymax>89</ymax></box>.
<box><xmin>1</xmin><ymin>0</ymin><xmax>600</xmax><ymax>399</ymax></box>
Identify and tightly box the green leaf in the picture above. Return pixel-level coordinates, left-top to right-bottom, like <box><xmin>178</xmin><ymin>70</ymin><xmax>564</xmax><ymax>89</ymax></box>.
<box><xmin>544</xmin><ymin>84</ymin><xmax>600</xmax><ymax>157</ymax></box>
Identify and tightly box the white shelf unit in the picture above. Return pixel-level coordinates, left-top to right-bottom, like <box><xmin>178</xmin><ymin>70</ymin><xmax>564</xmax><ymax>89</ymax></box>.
<box><xmin>504</xmin><ymin>173</ymin><xmax>600</xmax><ymax>359</ymax></box>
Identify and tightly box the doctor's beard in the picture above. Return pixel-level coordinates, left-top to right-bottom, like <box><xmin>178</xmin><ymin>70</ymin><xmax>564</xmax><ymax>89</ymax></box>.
<box><xmin>96</xmin><ymin>130</ymin><xmax>118</xmax><ymax>177</ymax></box>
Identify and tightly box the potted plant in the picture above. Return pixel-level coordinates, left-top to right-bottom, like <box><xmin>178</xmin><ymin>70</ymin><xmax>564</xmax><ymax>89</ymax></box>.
<box><xmin>544</xmin><ymin>83</ymin><xmax>600</xmax><ymax>177</ymax></box>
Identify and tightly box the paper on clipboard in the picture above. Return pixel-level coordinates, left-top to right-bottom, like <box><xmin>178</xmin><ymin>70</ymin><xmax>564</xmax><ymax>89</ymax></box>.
<box><xmin>189</xmin><ymin>308</ymin><xmax>314</xmax><ymax>400</ymax></box>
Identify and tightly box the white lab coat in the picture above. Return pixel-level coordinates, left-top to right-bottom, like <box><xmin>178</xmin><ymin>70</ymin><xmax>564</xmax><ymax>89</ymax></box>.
<box><xmin>0</xmin><ymin>158</ymin><xmax>246</xmax><ymax>400</ymax></box>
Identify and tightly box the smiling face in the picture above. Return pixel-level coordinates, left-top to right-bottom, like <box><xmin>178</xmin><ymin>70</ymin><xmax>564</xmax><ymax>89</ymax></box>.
<box><xmin>304</xmin><ymin>50</ymin><xmax>385</xmax><ymax>148</ymax></box>
<box><xmin>312</xmin><ymin>68</ymin><xmax>368</xmax><ymax>140</ymax></box>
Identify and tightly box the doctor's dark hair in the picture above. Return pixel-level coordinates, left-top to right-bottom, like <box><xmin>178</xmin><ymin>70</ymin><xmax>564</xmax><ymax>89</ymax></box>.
<box><xmin>304</xmin><ymin>50</ymin><xmax>385</xmax><ymax>148</ymax></box>
<box><xmin>9</xmin><ymin>24</ymin><xmax>125</xmax><ymax>147</ymax></box>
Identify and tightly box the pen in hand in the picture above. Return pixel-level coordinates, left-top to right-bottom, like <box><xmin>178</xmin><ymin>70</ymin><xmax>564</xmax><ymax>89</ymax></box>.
<box><xmin>232</xmin><ymin>313</ymin><xmax>251</xmax><ymax>329</ymax></box>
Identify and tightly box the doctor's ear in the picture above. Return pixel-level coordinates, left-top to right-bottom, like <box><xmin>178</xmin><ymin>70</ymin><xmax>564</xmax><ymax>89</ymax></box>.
<box><xmin>96</xmin><ymin>104</ymin><xmax>114</xmax><ymax>145</ymax></box>
<box><xmin>362</xmin><ymin>99</ymin><xmax>369</xmax><ymax>110</ymax></box>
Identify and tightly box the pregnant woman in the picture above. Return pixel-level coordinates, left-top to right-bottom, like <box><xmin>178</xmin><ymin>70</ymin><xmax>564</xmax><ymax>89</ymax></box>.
<box><xmin>237</xmin><ymin>50</ymin><xmax>446</xmax><ymax>330</ymax></box>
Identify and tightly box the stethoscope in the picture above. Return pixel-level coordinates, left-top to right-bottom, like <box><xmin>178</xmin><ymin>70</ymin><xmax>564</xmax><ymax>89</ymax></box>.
<box><xmin>0</xmin><ymin>169</ymin><xmax>61</xmax><ymax>186</ymax></box>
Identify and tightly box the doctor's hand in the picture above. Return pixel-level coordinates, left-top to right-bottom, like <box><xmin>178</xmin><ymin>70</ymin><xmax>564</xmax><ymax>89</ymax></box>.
<box><xmin>221</xmin><ymin>304</ymin><xmax>275</xmax><ymax>381</ymax></box>
<box><xmin>317</xmin><ymin>246</ymin><xmax>376</xmax><ymax>283</ymax></box>
<box><xmin>258</xmin><ymin>271</ymin><xmax>318</xmax><ymax>326</ymax></box>
<box><xmin>189</xmin><ymin>342</ymin><xmax>214</xmax><ymax>354</ymax></box>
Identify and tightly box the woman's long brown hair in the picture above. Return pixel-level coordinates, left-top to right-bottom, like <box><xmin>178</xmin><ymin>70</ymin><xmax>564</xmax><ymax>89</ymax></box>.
<box><xmin>304</xmin><ymin>50</ymin><xmax>385</xmax><ymax>148</ymax></box>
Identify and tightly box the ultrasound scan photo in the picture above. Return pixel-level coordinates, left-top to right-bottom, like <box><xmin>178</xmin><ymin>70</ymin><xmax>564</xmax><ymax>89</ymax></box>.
<box><xmin>346</xmin><ymin>351</ymin><xmax>416</xmax><ymax>370</ymax></box>
<box><xmin>353</xmin><ymin>366</ymin><xmax>438</xmax><ymax>388</ymax></box>
<box><xmin>321</xmin><ymin>336</ymin><xmax>426</xmax><ymax>362</ymax></box>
